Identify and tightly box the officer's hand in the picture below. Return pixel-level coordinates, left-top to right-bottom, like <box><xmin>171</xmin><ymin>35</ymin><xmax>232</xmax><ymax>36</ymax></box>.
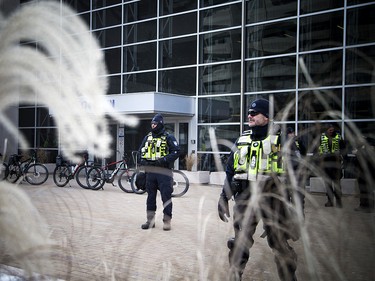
<box><xmin>218</xmin><ymin>194</ymin><xmax>230</xmax><ymax>222</ymax></box>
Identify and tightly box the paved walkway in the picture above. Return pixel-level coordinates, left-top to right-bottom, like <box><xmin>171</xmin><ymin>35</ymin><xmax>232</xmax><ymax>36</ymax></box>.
<box><xmin>1</xmin><ymin>176</ymin><xmax>374</xmax><ymax>281</ymax></box>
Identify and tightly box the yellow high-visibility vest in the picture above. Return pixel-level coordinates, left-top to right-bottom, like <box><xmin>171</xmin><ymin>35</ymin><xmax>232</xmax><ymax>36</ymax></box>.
<box><xmin>141</xmin><ymin>132</ymin><xmax>168</xmax><ymax>160</ymax></box>
<box><xmin>319</xmin><ymin>133</ymin><xmax>341</xmax><ymax>154</ymax></box>
<box><xmin>233</xmin><ymin>133</ymin><xmax>283</xmax><ymax>181</ymax></box>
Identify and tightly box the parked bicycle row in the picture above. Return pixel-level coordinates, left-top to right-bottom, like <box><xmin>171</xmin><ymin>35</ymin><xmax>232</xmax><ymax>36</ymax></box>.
<box><xmin>0</xmin><ymin>150</ymin><xmax>189</xmax><ymax>197</ymax></box>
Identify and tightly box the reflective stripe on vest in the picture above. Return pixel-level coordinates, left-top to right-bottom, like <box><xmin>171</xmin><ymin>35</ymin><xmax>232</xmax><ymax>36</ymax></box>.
<box><xmin>319</xmin><ymin>133</ymin><xmax>341</xmax><ymax>154</ymax></box>
<box><xmin>141</xmin><ymin>133</ymin><xmax>168</xmax><ymax>160</ymax></box>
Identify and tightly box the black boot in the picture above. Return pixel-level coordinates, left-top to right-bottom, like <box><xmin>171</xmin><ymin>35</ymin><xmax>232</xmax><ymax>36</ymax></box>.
<box><xmin>141</xmin><ymin>211</ymin><xmax>155</xmax><ymax>229</ymax></box>
<box><xmin>163</xmin><ymin>215</ymin><xmax>171</xmax><ymax>231</ymax></box>
<box><xmin>324</xmin><ymin>200</ymin><xmax>333</xmax><ymax>207</ymax></box>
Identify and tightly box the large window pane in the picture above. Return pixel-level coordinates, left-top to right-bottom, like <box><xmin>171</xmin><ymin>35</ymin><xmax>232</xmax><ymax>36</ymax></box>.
<box><xmin>159</xmin><ymin>36</ymin><xmax>197</xmax><ymax>68</ymax></box>
<box><xmin>298</xmin><ymin>89</ymin><xmax>342</xmax><ymax>121</ymax></box>
<box><xmin>246</xmin><ymin>56</ymin><xmax>296</xmax><ymax>92</ymax></box>
<box><xmin>247</xmin><ymin>0</ymin><xmax>297</xmax><ymax>24</ymax></box>
<box><xmin>160</xmin><ymin>0</ymin><xmax>197</xmax><ymax>15</ymax></box>
<box><xmin>37</xmin><ymin>107</ymin><xmax>55</xmax><ymax>127</ymax></box>
<box><xmin>124</xmin><ymin>43</ymin><xmax>157</xmax><ymax>72</ymax></box>
<box><xmin>123</xmin><ymin>72</ymin><xmax>156</xmax><ymax>93</ymax></box>
<box><xmin>201</xmin><ymin>0</ymin><xmax>230</xmax><ymax>7</ymax></box>
<box><xmin>160</xmin><ymin>13</ymin><xmax>197</xmax><ymax>38</ymax></box>
<box><xmin>108</xmin><ymin>75</ymin><xmax>121</xmax><ymax>94</ymax></box>
<box><xmin>159</xmin><ymin>67</ymin><xmax>196</xmax><ymax>95</ymax></box>
<box><xmin>64</xmin><ymin>1</ymin><xmax>91</xmax><ymax>13</ymax></box>
<box><xmin>92</xmin><ymin>5</ymin><xmax>122</xmax><ymax>29</ymax></box>
<box><xmin>200</xmin><ymin>4</ymin><xmax>241</xmax><ymax>32</ymax></box>
<box><xmin>300</xmin><ymin>0</ymin><xmax>343</xmax><ymax>14</ymax></box>
<box><xmin>247</xmin><ymin>20</ymin><xmax>296</xmax><ymax>57</ymax></box>
<box><xmin>299</xmin><ymin>50</ymin><xmax>342</xmax><ymax>87</ymax></box>
<box><xmin>198</xmin><ymin>152</ymin><xmax>230</xmax><ymax>172</ymax></box>
<box><xmin>201</xmin><ymin>29</ymin><xmax>241</xmax><ymax>63</ymax></box>
<box><xmin>92</xmin><ymin>0</ymin><xmax>121</xmax><ymax>10</ymax></box>
<box><xmin>124</xmin><ymin>0</ymin><xmax>157</xmax><ymax>22</ymax></box>
<box><xmin>104</xmin><ymin>47</ymin><xmax>121</xmax><ymax>74</ymax></box>
<box><xmin>37</xmin><ymin>128</ymin><xmax>58</xmax><ymax>149</ymax></box>
<box><xmin>19</xmin><ymin>108</ymin><xmax>35</xmax><ymax>127</ymax></box>
<box><xmin>123</xmin><ymin>20</ymin><xmax>157</xmax><ymax>44</ymax></box>
<box><xmin>346</xmin><ymin>46</ymin><xmax>375</xmax><ymax>85</ymax></box>
<box><xmin>19</xmin><ymin>128</ymin><xmax>35</xmax><ymax>147</ymax></box>
<box><xmin>200</xmin><ymin>62</ymin><xmax>241</xmax><ymax>94</ymax></box>
<box><xmin>299</xmin><ymin>11</ymin><xmax>344</xmax><ymax>51</ymax></box>
<box><xmin>198</xmin><ymin>95</ymin><xmax>240</xmax><ymax>123</ymax></box>
<box><xmin>348</xmin><ymin>0</ymin><xmax>374</xmax><ymax>5</ymax></box>
<box><xmin>94</xmin><ymin>27</ymin><xmax>121</xmax><ymax>48</ymax></box>
<box><xmin>345</xmin><ymin>86</ymin><xmax>375</xmax><ymax>119</ymax></box>
<box><xmin>344</xmin><ymin>121</ymin><xmax>375</xmax><ymax>143</ymax></box>
<box><xmin>198</xmin><ymin>124</ymin><xmax>240</xmax><ymax>152</ymax></box>
<box><xmin>347</xmin><ymin>5</ymin><xmax>375</xmax><ymax>45</ymax></box>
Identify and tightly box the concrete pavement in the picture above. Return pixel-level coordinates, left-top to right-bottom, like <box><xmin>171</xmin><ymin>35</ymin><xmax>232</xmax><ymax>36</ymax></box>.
<box><xmin>1</xmin><ymin>176</ymin><xmax>374</xmax><ymax>281</ymax></box>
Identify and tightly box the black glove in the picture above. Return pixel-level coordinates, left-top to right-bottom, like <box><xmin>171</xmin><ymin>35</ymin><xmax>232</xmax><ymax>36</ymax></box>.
<box><xmin>218</xmin><ymin>193</ymin><xmax>230</xmax><ymax>222</ymax></box>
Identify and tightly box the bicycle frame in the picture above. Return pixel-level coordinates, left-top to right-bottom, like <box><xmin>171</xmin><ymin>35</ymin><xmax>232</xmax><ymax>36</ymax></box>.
<box><xmin>20</xmin><ymin>156</ymin><xmax>36</xmax><ymax>173</ymax></box>
<box><xmin>87</xmin><ymin>154</ymin><xmax>131</xmax><ymax>191</ymax></box>
<box><xmin>53</xmin><ymin>151</ymin><xmax>93</xmax><ymax>188</ymax></box>
<box><xmin>6</xmin><ymin>150</ymin><xmax>49</xmax><ymax>185</ymax></box>
<box><xmin>100</xmin><ymin>158</ymin><xmax>127</xmax><ymax>183</ymax></box>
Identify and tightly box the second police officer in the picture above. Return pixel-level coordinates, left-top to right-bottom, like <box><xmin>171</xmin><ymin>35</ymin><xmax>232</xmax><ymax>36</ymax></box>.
<box><xmin>218</xmin><ymin>99</ymin><xmax>301</xmax><ymax>281</ymax></box>
<box><xmin>138</xmin><ymin>113</ymin><xmax>180</xmax><ymax>231</ymax></box>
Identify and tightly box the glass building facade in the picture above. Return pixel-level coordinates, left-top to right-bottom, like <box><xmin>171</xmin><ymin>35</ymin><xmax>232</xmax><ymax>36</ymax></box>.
<box><xmin>14</xmin><ymin>0</ymin><xmax>375</xmax><ymax>171</ymax></box>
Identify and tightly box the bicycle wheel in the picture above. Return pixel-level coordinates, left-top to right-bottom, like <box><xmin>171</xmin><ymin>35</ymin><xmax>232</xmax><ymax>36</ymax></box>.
<box><xmin>171</xmin><ymin>170</ymin><xmax>189</xmax><ymax>197</ymax></box>
<box><xmin>130</xmin><ymin>170</ymin><xmax>147</xmax><ymax>194</ymax></box>
<box><xmin>86</xmin><ymin>166</ymin><xmax>105</xmax><ymax>190</ymax></box>
<box><xmin>6</xmin><ymin>164</ymin><xmax>21</xmax><ymax>183</ymax></box>
<box><xmin>1</xmin><ymin>163</ymin><xmax>8</xmax><ymax>180</ymax></box>
<box><xmin>75</xmin><ymin>165</ymin><xmax>91</xmax><ymax>189</ymax></box>
<box><xmin>53</xmin><ymin>165</ymin><xmax>71</xmax><ymax>187</ymax></box>
<box><xmin>24</xmin><ymin>164</ymin><xmax>49</xmax><ymax>185</ymax></box>
<box><xmin>118</xmin><ymin>169</ymin><xmax>134</xmax><ymax>193</ymax></box>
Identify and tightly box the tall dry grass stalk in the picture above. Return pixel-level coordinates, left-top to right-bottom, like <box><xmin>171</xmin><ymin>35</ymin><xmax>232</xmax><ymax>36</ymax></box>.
<box><xmin>0</xmin><ymin>0</ymin><xmax>137</xmax><ymax>278</ymax></box>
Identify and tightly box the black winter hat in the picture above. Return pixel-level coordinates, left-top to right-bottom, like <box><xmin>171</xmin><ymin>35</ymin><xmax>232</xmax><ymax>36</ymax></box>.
<box><xmin>151</xmin><ymin>113</ymin><xmax>164</xmax><ymax>125</ymax></box>
<box><xmin>249</xmin><ymin>99</ymin><xmax>270</xmax><ymax>118</ymax></box>
<box><xmin>151</xmin><ymin>113</ymin><xmax>164</xmax><ymax>134</ymax></box>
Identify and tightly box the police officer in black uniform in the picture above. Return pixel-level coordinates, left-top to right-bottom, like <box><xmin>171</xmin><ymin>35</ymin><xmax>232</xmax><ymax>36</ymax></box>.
<box><xmin>318</xmin><ymin>124</ymin><xmax>346</xmax><ymax>208</ymax></box>
<box><xmin>138</xmin><ymin>113</ymin><xmax>180</xmax><ymax>231</ymax></box>
<box><xmin>218</xmin><ymin>99</ymin><xmax>300</xmax><ymax>281</ymax></box>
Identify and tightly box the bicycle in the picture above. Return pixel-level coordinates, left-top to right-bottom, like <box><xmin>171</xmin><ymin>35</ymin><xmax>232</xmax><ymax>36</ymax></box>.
<box><xmin>130</xmin><ymin>156</ymin><xmax>190</xmax><ymax>197</ymax></box>
<box><xmin>86</xmin><ymin>152</ymin><xmax>134</xmax><ymax>192</ymax></box>
<box><xmin>5</xmin><ymin>149</ymin><xmax>49</xmax><ymax>185</ymax></box>
<box><xmin>53</xmin><ymin>151</ymin><xmax>95</xmax><ymax>188</ymax></box>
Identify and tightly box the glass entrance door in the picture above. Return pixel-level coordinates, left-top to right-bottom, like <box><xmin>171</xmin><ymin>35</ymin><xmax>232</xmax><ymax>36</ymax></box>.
<box><xmin>165</xmin><ymin>122</ymin><xmax>189</xmax><ymax>170</ymax></box>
